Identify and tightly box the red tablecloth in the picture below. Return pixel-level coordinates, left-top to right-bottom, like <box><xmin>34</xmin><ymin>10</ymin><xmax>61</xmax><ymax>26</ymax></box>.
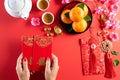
<box><xmin>0</xmin><ymin>0</ymin><xmax>120</xmax><ymax>80</ymax></box>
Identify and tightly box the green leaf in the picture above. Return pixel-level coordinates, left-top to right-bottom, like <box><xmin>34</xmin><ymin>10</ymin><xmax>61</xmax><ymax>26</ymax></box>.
<box><xmin>114</xmin><ymin>59</ymin><xmax>119</xmax><ymax>67</ymax></box>
<box><xmin>77</xmin><ymin>3</ymin><xmax>85</xmax><ymax>10</ymax></box>
<box><xmin>68</xmin><ymin>27</ymin><xmax>73</xmax><ymax>32</ymax></box>
<box><xmin>111</xmin><ymin>51</ymin><xmax>119</xmax><ymax>55</ymax></box>
<box><xmin>64</xmin><ymin>12</ymin><xmax>70</xmax><ymax>18</ymax></box>
<box><xmin>84</xmin><ymin>15</ymin><xmax>92</xmax><ymax>21</ymax></box>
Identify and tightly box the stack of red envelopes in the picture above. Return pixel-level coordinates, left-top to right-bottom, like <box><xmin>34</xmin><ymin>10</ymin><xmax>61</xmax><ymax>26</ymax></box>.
<box><xmin>21</xmin><ymin>35</ymin><xmax>53</xmax><ymax>72</ymax></box>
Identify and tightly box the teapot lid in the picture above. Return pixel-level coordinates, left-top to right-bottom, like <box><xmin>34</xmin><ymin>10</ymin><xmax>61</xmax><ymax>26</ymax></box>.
<box><xmin>8</xmin><ymin>0</ymin><xmax>25</xmax><ymax>12</ymax></box>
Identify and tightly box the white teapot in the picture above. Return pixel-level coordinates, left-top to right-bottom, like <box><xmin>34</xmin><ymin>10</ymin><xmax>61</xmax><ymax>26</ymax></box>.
<box><xmin>4</xmin><ymin>0</ymin><xmax>32</xmax><ymax>20</ymax></box>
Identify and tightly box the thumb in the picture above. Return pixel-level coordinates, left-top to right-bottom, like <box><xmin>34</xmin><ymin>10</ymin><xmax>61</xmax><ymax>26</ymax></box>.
<box><xmin>45</xmin><ymin>58</ymin><xmax>51</xmax><ymax>73</ymax></box>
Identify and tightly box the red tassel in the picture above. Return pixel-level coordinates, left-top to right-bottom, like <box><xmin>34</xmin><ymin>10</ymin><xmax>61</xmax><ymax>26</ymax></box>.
<box><xmin>104</xmin><ymin>53</ymin><xmax>116</xmax><ymax>78</ymax></box>
<box><xmin>89</xmin><ymin>52</ymin><xmax>96</xmax><ymax>74</ymax></box>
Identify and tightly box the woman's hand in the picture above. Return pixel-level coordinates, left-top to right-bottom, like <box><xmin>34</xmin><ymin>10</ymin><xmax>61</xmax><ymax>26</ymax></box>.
<box><xmin>16</xmin><ymin>53</ymin><xmax>30</xmax><ymax>80</ymax></box>
<box><xmin>45</xmin><ymin>54</ymin><xmax>59</xmax><ymax>80</ymax></box>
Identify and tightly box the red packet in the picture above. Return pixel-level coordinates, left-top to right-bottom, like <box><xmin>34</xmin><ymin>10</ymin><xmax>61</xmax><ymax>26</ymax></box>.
<box><xmin>32</xmin><ymin>36</ymin><xmax>53</xmax><ymax>71</ymax></box>
<box><xmin>21</xmin><ymin>36</ymin><xmax>34</xmax><ymax>71</ymax></box>
<box><xmin>88</xmin><ymin>37</ymin><xmax>105</xmax><ymax>74</ymax></box>
<box><xmin>79</xmin><ymin>39</ymin><xmax>90</xmax><ymax>75</ymax></box>
<box><xmin>79</xmin><ymin>37</ymin><xmax>105</xmax><ymax>75</ymax></box>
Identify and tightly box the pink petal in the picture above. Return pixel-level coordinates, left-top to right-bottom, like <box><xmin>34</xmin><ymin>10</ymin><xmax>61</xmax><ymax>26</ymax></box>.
<box><xmin>108</xmin><ymin>32</ymin><xmax>119</xmax><ymax>42</ymax></box>
<box><xmin>94</xmin><ymin>7</ymin><xmax>104</xmax><ymax>14</ymax></box>
<box><xmin>102</xmin><ymin>6</ymin><xmax>109</xmax><ymax>14</ymax></box>
<box><xmin>61</xmin><ymin>0</ymin><xmax>70</xmax><ymax>4</ymax></box>
<box><xmin>83</xmin><ymin>0</ymin><xmax>93</xmax><ymax>2</ymax></box>
<box><xmin>31</xmin><ymin>17</ymin><xmax>40</xmax><ymax>26</ymax></box>
<box><xmin>109</xmin><ymin>3</ymin><xmax>119</xmax><ymax>12</ymax></box>
<box><xmin>97</xmin><ymin>0</ymin><xmax>110</xmax><ymax>4</ymax></box>
<box><xmin>104</xmin><ymin>20</ymin><xmax>112</xmax><ymax>29</ymax></box>
<box><xmin>110</xmin><ymin>0</ymin><xmax>120</xmax><ymax>4</ymax></box>
<box><xmin>111</xmin><ymin>21</ymin><xmax>120</xmax><ymax>30</ymax></box>
<box><xmin>107</xmin><ymin>12</ymin><xmax>117</xmax><ymax>20</ymax></box>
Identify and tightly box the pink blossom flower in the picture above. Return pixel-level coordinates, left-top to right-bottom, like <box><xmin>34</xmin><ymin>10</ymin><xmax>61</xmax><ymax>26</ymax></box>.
<box><xmin>102</xmin><ymin>7</ymin><xmax>109</xmax><ymax>14</ymax></box>
<box><xmin>110</xmin><ymin>0</ymin><xmax>120</xmax><ymax>4</ymax></box>
<box><xmin>111</xmin><ymin>24</ymin><xmax>120</xmax><ymax>30</ymax></box>
<box><xmin>90</xmin><ymin>43</ymin><xmax>96</xmax><ymax>49</ymax></box>
<box><xmin>109</xmin><ymin>3</ymin><xmax>119</xmax><ymax>12</ymax></box>
<box><xmin>111</xmin><ymin>21</ymin><xmax>120</xmax><ymax>30</ymax></box>
<box><xmin>83</xmin><ymin>0</ymin><xmax>93</xmax><ymax>2</ymax></box>
<box><xmin>31</xmin><ymin>17</ymin><xmax>40</xmax><ymax>26</ymax></box>
<box><xmin>94</xmin><ymin>6</ymin><xmax>104</xmax><ymax>14</ymax></box>
<box><xmin>108</xmin><ymin>32</ymin><xmax>119</xmax><ymax>42</ymax></box>
<box><xmin>61</xmin><ymin>0</ymin><xmax>70</xmax><ymax>4</ymax></box>
<box><xmin>104</xmin><ymin>20</ymin><xmax>112</xmax><ymax>29</ymax></box>
<box><xmin>107</xmin><ymin>12</ymin><xmax>117</xmax><ymax>20</ymax></box>
<box><xmin>97</xmin><ymin>0</ymin><xmax>110</xmax><ymax>4</ymax></box>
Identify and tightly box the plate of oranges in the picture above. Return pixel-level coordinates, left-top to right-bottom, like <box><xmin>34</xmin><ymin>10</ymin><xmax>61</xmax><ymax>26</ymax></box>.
<box><xmin>60</xmin><ymin>1</ymin><xmax>92</xmax><ymax>33</ymax></box>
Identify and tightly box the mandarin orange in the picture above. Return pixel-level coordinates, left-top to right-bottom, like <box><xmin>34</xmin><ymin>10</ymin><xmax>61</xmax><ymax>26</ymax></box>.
<box><xmin>75</xmin><ymin>3</ymin><xmax>88</xmax><ymax>17</ymax></box>
<box><xmin>61</xmin><ymin>10</ymin><xmax>72</xmax><ymax>24</ymax></box>
<box><xmin>69</xmin><ymin>7</ymin><xmax>84</xmax><ymax>22</ymax></box>
<box><xmin>72</xmin><ymin>19</ymin><xmax>87</xmax><ymax>32</ymax></box>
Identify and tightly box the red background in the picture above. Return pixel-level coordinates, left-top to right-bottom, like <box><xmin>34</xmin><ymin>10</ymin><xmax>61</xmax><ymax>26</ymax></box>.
<box><xmin>0</xmin><ymin>0</ymin><xmax>120</xmax><ymax>80</ymax></box>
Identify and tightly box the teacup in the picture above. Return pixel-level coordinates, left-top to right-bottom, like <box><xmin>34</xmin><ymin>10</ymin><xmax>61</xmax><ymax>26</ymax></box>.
<box><xmin>42</xmin><ymin>12</ymin><xmax>54</xmax><ymax>25</ymax></box>
<box><xmin>37</xmin><ymin>0</ymin><xmax>49</xmax><ymax>11</ymax></box>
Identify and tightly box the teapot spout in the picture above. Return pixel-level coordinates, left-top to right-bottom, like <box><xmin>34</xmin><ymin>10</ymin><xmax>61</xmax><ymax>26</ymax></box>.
<box><xmin>21</xmin><ymin>13</ymin><xmax>29</xmax><ymax>20</ymax></box>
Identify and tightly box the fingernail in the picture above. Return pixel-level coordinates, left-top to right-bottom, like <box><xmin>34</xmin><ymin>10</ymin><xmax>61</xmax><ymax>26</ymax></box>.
<box><xmin>47</xmin><ymin>57</ymin><xmax>50</xmax><ymax>61</ymax></box>
<box><xmin>23</xmin><ymin>57</ymin><xmax>27</xmax><ymax>61</ymax></box>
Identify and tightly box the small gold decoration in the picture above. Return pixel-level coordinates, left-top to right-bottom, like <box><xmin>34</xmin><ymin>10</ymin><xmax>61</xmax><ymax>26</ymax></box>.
<box><xmin>100</xmin><ymin>40</ymin><xmax>112</xmax><ymax>53</ymax></box>
<box><xmin>44</xmin><ymin>26</ymin><xmax>52</xmax><ymax>32</ymax></box>
<box><xmin>47</xmin><ymin>32</ymin><xmax>54</xmax><ymax>37</ymax></box>
<box><xmin>97</xmin><ymin>31</ymin><xmax>102</xmax><ymax>36</ymax></box>
<box><xmin>37</xmin><ymin>57</ymin><xmax>46</xmax><ymax>66</ymax></box>
<box><xmin>54</xmin><ymin>26</ymin><xmax>62</xmax><ymax>35</ymax></box>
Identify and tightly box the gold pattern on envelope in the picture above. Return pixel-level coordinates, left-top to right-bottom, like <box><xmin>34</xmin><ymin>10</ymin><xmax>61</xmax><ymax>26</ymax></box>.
<box><xmin>22</xmin><ymin>36</ymin><xmax>34</xmax><ymax>47</ymax></box>
<box><xmin>34</xmin><ymin>36</ymin><xmax>52</xmax><ymax>48</ymax></box>
<box><xmin>37</xmin><ymin>57</ymin><xmax>46</xmax><ymax>66</ymax></box>
<box><xmin>29</xmin><ymin>56</ymin><xmax>33</xmax><ymax>65</ymax></box>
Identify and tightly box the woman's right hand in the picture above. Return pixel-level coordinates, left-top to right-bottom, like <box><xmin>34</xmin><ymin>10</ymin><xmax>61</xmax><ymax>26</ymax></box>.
<box><xmin>45</xmin><ymin>54</ymin><xmax>59</xmax><ymax>80</ymax></box>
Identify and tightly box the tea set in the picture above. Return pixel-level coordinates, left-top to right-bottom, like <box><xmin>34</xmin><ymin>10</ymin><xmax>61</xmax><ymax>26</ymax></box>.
<box><xmin>4</xmin><ymin>0</ymin><xmax>54</xmax><ymax>25</ymax></box>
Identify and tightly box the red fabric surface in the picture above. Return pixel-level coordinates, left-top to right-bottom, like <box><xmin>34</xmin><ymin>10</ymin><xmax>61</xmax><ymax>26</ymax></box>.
<box><xmin>0</xmin><ymin>0</ymin><xmax>120</xmax><ymax>80</ymax></box>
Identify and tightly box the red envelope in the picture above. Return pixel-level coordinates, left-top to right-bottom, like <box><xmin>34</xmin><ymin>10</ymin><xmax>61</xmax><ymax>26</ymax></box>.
<box><xmin>21</xmin><ymin>35</ymin><xmax>53</xmax><ymax>72</ymax></box>
<box><xmin>21</xmin><ymin>36</ymin><xmax>34</xmax><ymax>71</ymax></box>
<box><xmin>32</xmin><ymin>36</ymin><xmax>53</xmax><ymax>71</ymax></box>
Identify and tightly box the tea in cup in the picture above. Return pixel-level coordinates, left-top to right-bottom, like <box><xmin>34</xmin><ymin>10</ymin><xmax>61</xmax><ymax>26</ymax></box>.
<box><xmin>42</xmin><ymin>12</ymin><xmax>54</xmax><ymax>25</ymax></box>
<box><xmin>37</xmin><ymin>0</ymin><xmax>49</xmax><ymax>11</ymax></box>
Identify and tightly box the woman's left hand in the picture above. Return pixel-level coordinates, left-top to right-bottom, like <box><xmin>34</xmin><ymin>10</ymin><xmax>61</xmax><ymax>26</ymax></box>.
<box><xmin>16</xmin><ymin>53</ymin><xmax>30</xmax><ymax>80</ymax></box>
